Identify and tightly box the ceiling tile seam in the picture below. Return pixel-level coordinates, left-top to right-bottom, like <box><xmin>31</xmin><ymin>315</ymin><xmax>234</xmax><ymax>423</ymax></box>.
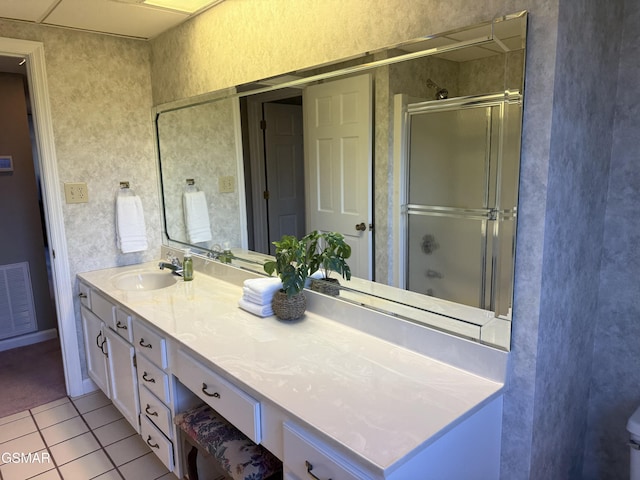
<box><xmin>37</xmin><ymin>0</ymin><xmax>63</xmax><ymax>24</ymax></box>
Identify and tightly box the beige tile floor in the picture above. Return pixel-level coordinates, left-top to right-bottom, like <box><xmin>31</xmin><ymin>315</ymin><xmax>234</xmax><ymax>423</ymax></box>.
<box><xmin>0</xmin><ymin>391</ymin><xmax>178</xmax><ymax>480</ymax></box>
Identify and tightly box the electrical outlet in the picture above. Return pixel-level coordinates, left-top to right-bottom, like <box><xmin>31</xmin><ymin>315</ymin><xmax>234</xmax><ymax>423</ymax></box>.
<box><xmin>64</xmin><ymin>182</ymin><xmax>89</xmax><ymax>204</ymax></box>
<box><xmin>219</xmin><ymin>176</ymin><xmax>235</xmax><ymax>193</ymax></box>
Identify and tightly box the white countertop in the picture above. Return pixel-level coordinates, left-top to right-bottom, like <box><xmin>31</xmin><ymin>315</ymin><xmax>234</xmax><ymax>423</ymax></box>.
<box><xmin>78</xmin><ymin>261</ymin><xmax>503</xmax><ymax>475</ymax></box>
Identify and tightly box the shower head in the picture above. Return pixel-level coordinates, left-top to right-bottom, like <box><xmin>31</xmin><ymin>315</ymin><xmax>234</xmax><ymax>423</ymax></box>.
<box><xmin>435</xmin><ymin>88</ymin><xmax>448</xmax><ymax>100</ymax></box>
<box><xmin>426</xmin><ymin>78</ymin><xmax>448</xmax><ymax>100</ymax></box>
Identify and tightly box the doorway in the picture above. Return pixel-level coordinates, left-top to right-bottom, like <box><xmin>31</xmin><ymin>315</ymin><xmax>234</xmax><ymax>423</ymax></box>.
<box><xmin>0</xmin><ymin>37</ymin><xmax>83</xmax><ymax>400</ymax></box>
<box><xmin>244</xmin><ymin>90</ymin><xmax>305</xmax><ymax>255</ymax></box>
<box><xmin>0</xmin><ymin>59</ymin><xmax>66</xmax><ymax>416</ymax></box>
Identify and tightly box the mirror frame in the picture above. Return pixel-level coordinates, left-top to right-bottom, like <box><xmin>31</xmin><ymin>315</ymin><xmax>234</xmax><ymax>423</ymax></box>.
<box><xmin>153</xmin><ymin>11</ymin><xmax>528</xmax><ymax>351</ymax></box>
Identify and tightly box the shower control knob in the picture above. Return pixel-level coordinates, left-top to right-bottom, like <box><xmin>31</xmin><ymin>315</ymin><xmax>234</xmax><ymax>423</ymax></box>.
<box><xmin>355</xmin><ymin>222</ymin><xmax>366</xmax><ymax>231</ymax></box>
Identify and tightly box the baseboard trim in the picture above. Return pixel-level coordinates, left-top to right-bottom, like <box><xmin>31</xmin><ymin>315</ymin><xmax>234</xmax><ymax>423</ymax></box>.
<box><xmin>0</xmin><ymin>328</ymin><xmax>58</xmax><ymax>352</ymax></box>
<box><xmin>79</xmin><ymin>378</ymin><xmax>99</xmax><ymax>397</ymax></box>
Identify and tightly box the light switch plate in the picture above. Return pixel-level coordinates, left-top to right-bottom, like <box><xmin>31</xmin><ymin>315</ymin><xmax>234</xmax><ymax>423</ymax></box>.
<box><xmin>219</xmin><ymin>176</ymin><xmax>235</xmax><ymax>193</ymax></box>
<box><xmin>64</xmin><ymin>182</ymin><xmax>89</xmax><ymax>203</ymax></box>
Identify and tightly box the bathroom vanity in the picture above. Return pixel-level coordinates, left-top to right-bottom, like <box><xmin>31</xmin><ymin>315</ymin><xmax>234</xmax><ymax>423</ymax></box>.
<box><xmin>78</xmin><ymin>257</ymin><xmax>506</xmax><ymax>479</ymax></box>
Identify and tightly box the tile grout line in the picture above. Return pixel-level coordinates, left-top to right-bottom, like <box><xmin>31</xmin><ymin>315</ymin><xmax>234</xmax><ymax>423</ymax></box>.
<box><xmin>2</xmin><ymin>394</ymin><xmax>175</xmax><ymax>480</ymax></box>
<box><xmin>28</xmin><ymin>407</ymin><xmax>63</xmax><ymax>480</ymax></box>
<box><xmin>67</xmin><ymin>397</ymin><xmax>125</xmax><ymax>480</ymax></box>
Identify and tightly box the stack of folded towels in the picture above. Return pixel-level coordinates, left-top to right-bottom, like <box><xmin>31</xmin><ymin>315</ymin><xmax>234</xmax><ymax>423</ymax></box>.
<box><xmin>238</xmin><ymin>277</ymin><xmax>283</xmax><ymax>317</ymax></box>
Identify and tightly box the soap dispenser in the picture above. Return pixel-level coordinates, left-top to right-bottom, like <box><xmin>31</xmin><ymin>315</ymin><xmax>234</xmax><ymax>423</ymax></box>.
<box><xmin>183</xmin><ymin>249</ymin><xmax>193</xmax><ymax>281</ymax></box>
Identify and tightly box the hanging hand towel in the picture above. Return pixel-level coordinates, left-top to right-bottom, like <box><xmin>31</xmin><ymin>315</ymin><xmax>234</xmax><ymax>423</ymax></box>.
<box><xmin>183</xmin><ymin>191</ymin><xmax>212</xmax><ymax>243</ymax></box>
<box><xmin>116</xmin><ymin>195</ymin><xmax>148</xmax><ymax>253</ymax></box>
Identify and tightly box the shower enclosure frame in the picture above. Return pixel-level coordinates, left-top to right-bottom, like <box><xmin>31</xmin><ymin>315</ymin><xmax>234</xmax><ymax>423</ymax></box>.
<box><xmin>392</xmin><ymin>90</ymin><xmax>522</xmax><ymax>318</ymax></box>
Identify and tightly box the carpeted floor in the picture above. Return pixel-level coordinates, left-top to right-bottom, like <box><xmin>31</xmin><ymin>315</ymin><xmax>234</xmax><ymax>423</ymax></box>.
<box><xmin>0</xmin><ymin>338</ymin><xmax>67</xmax><ymax>418</ymax></box>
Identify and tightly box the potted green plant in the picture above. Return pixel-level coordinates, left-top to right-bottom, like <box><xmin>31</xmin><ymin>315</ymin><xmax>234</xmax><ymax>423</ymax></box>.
<box><xmin>263</xmin><ymin>235</ymin><xmax>309</xmax><ymax>320</ymax></box>
<box><xmin>306</xmin><ymin>231</ymin><xmax>351</xmax><ymax>296</ymax></box>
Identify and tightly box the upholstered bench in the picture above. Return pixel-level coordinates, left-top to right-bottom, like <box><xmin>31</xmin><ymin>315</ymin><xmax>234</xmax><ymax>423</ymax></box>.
<box><xmin>175</xmin><ymin>403</ymin><xmax>282</xmax><ymax>480</ymax></box>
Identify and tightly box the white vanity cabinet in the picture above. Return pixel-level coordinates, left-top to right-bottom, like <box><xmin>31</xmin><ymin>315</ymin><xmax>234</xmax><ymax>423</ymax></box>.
<box><xmin>173</xmin><ymin>348</ymin><xmax>262</xmax><ymax>443</ymax></box>
<box><xmin>80</xmin><ymin>305</ymin><xmax>110</xmax><ymax>398</ymax></box>
<box><xmin>283</xmin><ymin>422</ymin><xmax>369</xmax><ymax>480</ymax></box>
<box><xmin>79</xmin><ymin>282</ymin><xmax>140</xmax><ymax>432</ymax></box>
<box><xmin>105</xmin><ymin>324</ymin><xmax>139</xmax><ymax>432</ymax></box>
<box><xmin>77</xmin><ymin>263</ymin><xmax>506</xmax><ymax>480</ymax></box>
<box><xmin>133</xmin><ymin>319</ymin><xmax>175</xmax><ymax>471</ymax></box>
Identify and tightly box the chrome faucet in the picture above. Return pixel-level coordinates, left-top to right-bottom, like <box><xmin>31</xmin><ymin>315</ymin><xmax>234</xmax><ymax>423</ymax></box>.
<box><xmin>158</xmin><ymin>255</ymin><xmax>183</xmax><ymax>276</ymax></box>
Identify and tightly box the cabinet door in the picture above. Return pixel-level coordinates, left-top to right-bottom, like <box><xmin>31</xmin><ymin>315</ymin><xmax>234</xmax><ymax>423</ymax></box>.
<box><xmin>81</xmin><ymin>306</ymin><xmax>110</xmax><ymax>398</ymax></box>
<box><xmin>106</xmin><ymin>328</ymin><xmax>140</xmax><ymax>432</ymax></box>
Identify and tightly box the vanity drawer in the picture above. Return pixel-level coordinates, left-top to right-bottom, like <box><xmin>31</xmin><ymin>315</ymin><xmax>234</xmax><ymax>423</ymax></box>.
<box><xmin>78</xmin><ymin>282</ymin><xmax>91</xmax><ymax>309</ymax></box>
<box><xmin>90</xmin><ymin>290</ymin><xmax>114</xmax><ymax>325</ymax></box>
<box><xmin>137</xmin><ymin>353</ymin><xmax>170</xmax><ymax>404</ymax></box>
<box><xmin>112</xmin><ymin>308</ymin><xmax>133</xmax><ymax>343</ymax></box>
<box><xmin>175</xmin><ymin>348</ymin><xmax>261</xmax><ymax>443</ymax></box>
<box><xmin>140</xmin><ymin>414</ymin><xmax>174</xmax><ymax>472</ymax></box>
<box><xmin>283</xmin><ymin>423</ymin><xmax>367</xmax><ymax>480</ymax></box>
<box><xmin>139</xmin><ymin>384</ymin><xmax>172</xmax><ymax>439</ymax></box>
<box><xmin>133</xmin><ymin>320</ymin><xmax>167</xmax><ymax>369</ymax></box>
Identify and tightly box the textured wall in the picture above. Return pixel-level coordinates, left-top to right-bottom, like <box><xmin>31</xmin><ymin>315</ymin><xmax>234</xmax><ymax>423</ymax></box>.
<box><xmin>149</xmin><ymin>0</ymin><xmax>529</xmax><ymax>105</ymax></box>
<box><xmin>529</xmin><ymin>0</ymin><xmax>623</xmax><ymax>477</ymax></box>
<box><xmin>0</xmin><ymin>20</ymin><xmax>159</xmax><ymax>376</ymax></box>
<box><xmin>583</xmin><ymin>0</ymin><xmax>640</xmax><ymax>478</ymax></box>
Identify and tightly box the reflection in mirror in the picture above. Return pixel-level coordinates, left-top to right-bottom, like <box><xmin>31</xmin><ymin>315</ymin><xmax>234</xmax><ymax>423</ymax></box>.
<box><xmin>155</xmin><ymin>12</ymin><xmax>527</xmax><ymax>351</ymax></box>
<box><xmin>157</xmin><ymin>96</ymin><xmax>246</xmax><ymax>250</ymax></box>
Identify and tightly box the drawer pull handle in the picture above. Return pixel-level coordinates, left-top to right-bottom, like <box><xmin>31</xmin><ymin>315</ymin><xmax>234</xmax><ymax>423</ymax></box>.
<box><xmin>146</xmin><ymin>435</ymin><xmax>159</xmax><ymax>449</ymax></box>
<box><xmin>145</xmin><ymin>404</ymin><xmax>158</xmax><ymax>416</ymax></box>
<box><xmin>116</xmin><ymin>321</ymin><xmax>128</xmax><ymax>330</ymax></box>
<box><xmin>139</xmin><ymin>338</ymin><xmax>152</xmax><ymax>348</ymax></box>
<box><xmin>142</xmin><ymin>372</ymin><xmax>156</xmax><ymax>383</ymax></box>
<box><xmin>79</xmin><ymin>292</ymin><xmax>87</xmax><ymax>298</ymax></box>
<box><xmin>305</xmin><ymin>461</ymin><xmax>331</xmax><ymax>480</ymax></box>
<box><xmin>95</xmin><ymin>332</ymin><xmax>103</xmax><ymax>348</ymax></box>
<box><xmin>201</xmin><ymin>383</ymin><xmax>220</xmax><ymax>398</ymax></box>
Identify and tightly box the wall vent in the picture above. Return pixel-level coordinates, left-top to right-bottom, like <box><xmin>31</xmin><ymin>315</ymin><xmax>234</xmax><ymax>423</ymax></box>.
<box><xmin>0</xmin><ymin>262</ymin><xmax>37</xmax><ymax>340</ymax></box>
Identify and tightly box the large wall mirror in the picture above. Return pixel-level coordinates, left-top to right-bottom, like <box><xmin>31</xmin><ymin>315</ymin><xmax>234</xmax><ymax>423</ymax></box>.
<box><xmin>155</xmin><ymin>11</ymin><xmax>527</xmax><ymax>351</ymax></box>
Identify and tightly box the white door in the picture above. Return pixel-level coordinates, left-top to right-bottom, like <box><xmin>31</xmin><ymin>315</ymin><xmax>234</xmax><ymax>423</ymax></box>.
<box><xmin>106</xmin><ymin>328</ymin><xmax>140</xmax><ymax>432</ymax></box>
<box><xmin>264</xmin><ymin>102</ymin><xmax>306</xmax><ymax>254</ymax></box>
<box><xmin>304</xmin><ymin>74</ymin><xmax>373</xmax><ymax>279</ymax></box>
<box><xmin>81</xmin><ymin>307</ymin><xmax>110</xmax><ymax>398</ymax></box>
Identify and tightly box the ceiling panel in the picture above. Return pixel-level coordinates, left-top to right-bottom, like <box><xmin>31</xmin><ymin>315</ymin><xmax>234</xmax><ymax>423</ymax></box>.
<box><xmin>44</xmin><ymin>0</ymin><xmax>188</xmax><ymax>38</ymax></box>
<box><xmin>0</xmin><ymin>0</ymin><xmax>58</xmax><ymax>22</ymax></box>
<box><xmin>0</xmin><ymin>0</ymin><xmax>222</xmax><ymax>39</ymax></box>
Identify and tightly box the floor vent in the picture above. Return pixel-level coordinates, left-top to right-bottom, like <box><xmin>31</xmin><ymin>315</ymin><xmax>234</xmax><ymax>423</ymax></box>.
<box><xmin>0</xmin><ymin>262</ymin><xmax>37</xmax><ymax>340</ymax></box>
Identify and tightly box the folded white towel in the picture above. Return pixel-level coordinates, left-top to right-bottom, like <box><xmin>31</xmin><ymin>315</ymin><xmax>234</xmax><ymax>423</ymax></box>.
<box><xmin>238</xmin><ymin>297</ymin><xmax>273</xmax><ymax>317</ymax></box>
<box><xmin>116</xmin><ymin>195</ymin><xmax>148</xmax><ymax>253</ymax></box>
<box><xmin>242</xmin><ymin>287</ymin><xmax>275</xmax><ymax>306</ymax></box>
<box><xmin>243</xmin><ymin>277</ymin><xmax>283</xmax><ymax>300</ymax></box>
<box><xmin>183</xmin><ymin>191</ymin><xmax>212</xmax><ymax>243</ymax></box>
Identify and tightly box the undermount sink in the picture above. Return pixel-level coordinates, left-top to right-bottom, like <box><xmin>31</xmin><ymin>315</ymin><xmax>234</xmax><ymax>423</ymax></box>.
<box><xmin>113</xmin><ymin>271</ymin><xmax>178</xmax><ymax>291</ymax></box>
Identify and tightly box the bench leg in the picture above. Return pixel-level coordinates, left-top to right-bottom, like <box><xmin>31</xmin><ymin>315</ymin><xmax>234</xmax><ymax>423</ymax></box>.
<box><xmin>187</xmin><ymin>445</ymin><xmax>199</xmax><ymax>480</ymax></box>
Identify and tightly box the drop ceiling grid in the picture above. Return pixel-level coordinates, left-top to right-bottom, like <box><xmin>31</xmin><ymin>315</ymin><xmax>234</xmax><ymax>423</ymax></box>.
<box><xmin>0</xmin><ymin>0</ymin><xmax>191</xmax><ymax>39</ymax></box>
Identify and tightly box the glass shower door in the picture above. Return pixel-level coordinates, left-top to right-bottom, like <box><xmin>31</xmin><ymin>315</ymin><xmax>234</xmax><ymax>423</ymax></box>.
<box><xmin>406</xmin><ymin>103</ymin><xmax>500</xmax><ymax>310</ymax></box>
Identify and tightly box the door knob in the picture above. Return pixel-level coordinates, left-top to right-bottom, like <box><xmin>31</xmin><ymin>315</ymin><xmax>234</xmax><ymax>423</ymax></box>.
<box><xmin>355</xmin><ymin>222</ymin><xmax>366</xmax><ymax>231</ymax></box>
